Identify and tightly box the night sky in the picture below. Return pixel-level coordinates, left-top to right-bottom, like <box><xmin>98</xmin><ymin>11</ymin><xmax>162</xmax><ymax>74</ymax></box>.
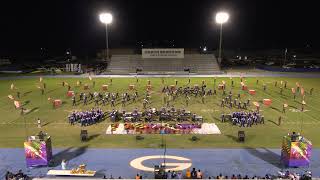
<box><xmin>0</xmin><ymin>0</ymin><xmax>319</xmax><ymax>57</ymax></box>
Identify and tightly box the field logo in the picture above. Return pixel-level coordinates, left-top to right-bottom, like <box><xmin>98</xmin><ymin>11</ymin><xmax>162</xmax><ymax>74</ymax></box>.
<box><xmin>130</xmin><ymin>155</ymin><xmax>192</xmax><ymax>172</ymax></box>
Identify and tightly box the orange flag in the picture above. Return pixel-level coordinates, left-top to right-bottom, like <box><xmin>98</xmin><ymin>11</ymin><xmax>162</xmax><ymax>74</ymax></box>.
<box><xmin>14</xmin><ymin>101</ymin><xmax>20</xmax><ymax>108</ymax></box>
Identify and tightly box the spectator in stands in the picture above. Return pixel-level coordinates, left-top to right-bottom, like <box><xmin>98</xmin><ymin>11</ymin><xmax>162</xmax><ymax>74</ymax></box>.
<box><xmin>167</xmin><ymin>170</ymin><xmax>172</xmax><ymax>179</ymax></box>
<box><xmin>177</xmin><ymin>171</ymin><xmax>183</xmax><ymax>179</ymax></box>
<box><xmin>191</xmin><ymin>168</ymin><xmax>197</xmax><ymax>179</ymax></box>
<box><xmin>61</xmin><ymin>159</ymin><xmax>67</xmax><ymax>170</ymax></box>
<box><xmin>196</xmin><ymin>169</ymin><xmax>203</xmax><ymax>179</ymax></box>
<box><xmin>186</xmin><ymin>168</ymin><xmax>191</xmax><ymax>179</ymax></box>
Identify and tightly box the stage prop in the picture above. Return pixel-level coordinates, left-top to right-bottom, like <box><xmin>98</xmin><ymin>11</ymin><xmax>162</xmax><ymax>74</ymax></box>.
<box><xmin>263</xmin><ymin>99</ymin><xmax>272</xmax><ymax>106</ymax></box>
<box><xmin>218</xmin><ymin>84</ymin><xmax>224</xmax><ymax>90</ymax></box>
<box><xmin>47</xmin><ymin>164</ymin><xmax>96</xmax><ymax>177</ymax></box>
<box><xmin>106</xmin><ymin>123</ymin><xmax>221</xmax><ymax>135</ymax></box>
<box><xmin>102</xmin><ymin>85</ymin><xmax>108</xmax><ymax>91</ymax></box>
<box><xmin>242</xmin><ymin>85</ymin><xmax>248</xmax><ymax>91</ymax></box>
<box><xmin>249</xmin><ymin>90</ymin><xmax>256</xmax><ymax>95</ymax></box>
<box><xmin>129</xmin><ymin>84</ymin><xmax>135</xmax><ymax>90</ymax></box>
<box><xmin>238</xmin><ymin>131</ymin><xmax>245</xmax><ymax>142</ymax></box>
<box><xmin>53</xmin><ymin>99</ymin><xmax>62</xmax><ymax>108</ymax></box>
<box><xmin>281</xmin><ymin>133</ymin><xmax>312</xmax><ymax>167</ymax></box>
<box><xmin>67</xmin><ymin>91</ymin><xmax>74</xmax><ymax>97</ymax></box>
<box><xmin>24</xmin><ymin>132</ymin><xmax>52</xmax><ymax>167</ymax></box>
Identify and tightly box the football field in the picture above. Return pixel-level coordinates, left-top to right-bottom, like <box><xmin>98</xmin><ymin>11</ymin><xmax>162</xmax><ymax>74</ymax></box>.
<box><xmin>0</xmin><ymin>76</ymin><xmax>319</xmax><ymax>148</ymax></box>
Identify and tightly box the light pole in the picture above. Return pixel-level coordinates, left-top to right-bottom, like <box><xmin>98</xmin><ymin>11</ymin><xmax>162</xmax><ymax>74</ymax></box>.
<box><xmin>215</xmin><ymin>12</ymin><xmax>229</xmax><ymax>64</ymax></box>
<box><xmin>99</xmin><ymin>12</ymin><xmax>113</xmax><ymax>61</ymax></box>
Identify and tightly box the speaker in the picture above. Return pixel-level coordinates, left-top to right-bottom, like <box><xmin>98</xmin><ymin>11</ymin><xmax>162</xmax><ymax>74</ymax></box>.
<box><xmin>238</xmin><ymin>131</ymin><xmax>245</xmax><ymax>142</ymax></box>
<box><xmin>80</xmin><ymin>130</ymin><xmax>88</xmax><ymax>142</ymax></box>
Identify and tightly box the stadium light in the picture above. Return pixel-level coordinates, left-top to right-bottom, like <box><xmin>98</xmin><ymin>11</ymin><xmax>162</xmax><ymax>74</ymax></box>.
<box><xmin>100</xmin><ymin>13</ymin><xmax>113</xmax><ymax>24</ymax></box>
<box><xmin>99</xmin><ymin>12</ymin><xmax>113</xmax><ymax>61</ymax></box>
<box><xmin>215</xmin><ymin>12</ymin><xmax>229</xmax><ymax>24</ymax></box>
<box><xmin>203</xmin><ymin>46</ymin><xmax>207</xmax><ymax>52</ymax></box>
<box><xmin>215</xmin><ymin>11</ymin><xmax>229</xmax><ymax>64</ymax></box>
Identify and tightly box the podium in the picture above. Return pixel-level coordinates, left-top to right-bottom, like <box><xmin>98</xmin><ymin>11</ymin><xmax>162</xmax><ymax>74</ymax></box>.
<box><xmin>281</xmin><ymin>135</ymin><xmax>312</xmax><ymax>167</ymax></box>
<box><xmin>24</xmin><ymin>133</ymin><xmax>52</xmax><ymax>167</ymax></box>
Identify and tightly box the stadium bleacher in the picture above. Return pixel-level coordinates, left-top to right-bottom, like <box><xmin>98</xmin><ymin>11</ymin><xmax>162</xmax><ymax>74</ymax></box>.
<box><xmin>107</xmin><ymin>54</ymin><xmax>221</xmax><ymax>74</ymax></box>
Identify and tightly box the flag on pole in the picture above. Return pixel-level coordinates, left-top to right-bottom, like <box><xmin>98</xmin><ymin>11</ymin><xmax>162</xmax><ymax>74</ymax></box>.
<box><xmin>8</xmin><ymin>95</ymin><xmax>14</xmax><ymax>100</ymax></box>
<box><xmin>10</xmin><ymin>83</ymin><xmax>14</xmax><ymax>90</ymax></box>
<box><xmin>14</xmin><ymin>101</ymin><xmax>20</xmax><ymax>108</ymax></box>
<box><xmin>301</xmin><ymin>87</ymin><xmax>305</xmax><ymax>96</ymax></box>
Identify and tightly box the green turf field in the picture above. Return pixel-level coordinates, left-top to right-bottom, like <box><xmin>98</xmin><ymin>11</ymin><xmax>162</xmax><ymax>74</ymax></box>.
<box><xmin>0</xmin><ymin>76</ymin><xmax>319</xmax><ymax>148</ymax></box>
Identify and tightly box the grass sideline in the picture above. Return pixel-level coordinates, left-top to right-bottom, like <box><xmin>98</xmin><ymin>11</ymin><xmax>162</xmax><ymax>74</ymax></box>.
<box><xmin>0</xmin><ymin>77</ymin><xmax>319</xmax><ymax>148</ymax></box>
